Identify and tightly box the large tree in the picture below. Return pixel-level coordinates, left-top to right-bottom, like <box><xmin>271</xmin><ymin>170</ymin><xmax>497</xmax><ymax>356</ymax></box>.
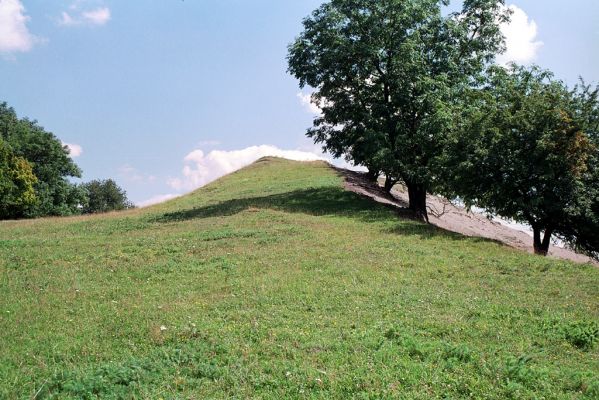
<box><xmin>0</xmin><ymin>139</ymin><xmax>37</xmax><ymax>219</ymax></box>
<box><xmin>288</xmin><ymin>0</ymin><xmax>509</xmax><ymax>220</ymax></box>
<box><xmin>0</xmin><ymin>102</ymin><xmax>86</xmax><ymax>217</ymax></box>
<box><xmin>445</xmin><ymin>65</ymin><xmax>598</xmax><ymax>256</ymax></box>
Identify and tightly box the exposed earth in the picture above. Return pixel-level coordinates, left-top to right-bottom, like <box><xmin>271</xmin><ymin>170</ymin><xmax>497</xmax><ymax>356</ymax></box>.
<box><xmin>340</xmin><ymin>168</ymin><xmax>596</xmax><ymax>265</ymax></box>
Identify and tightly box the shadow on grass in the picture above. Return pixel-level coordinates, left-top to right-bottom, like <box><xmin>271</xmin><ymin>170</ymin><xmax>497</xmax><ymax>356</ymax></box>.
<box><xmin>152</xmin><ymin>187</ymin><xmax>489</xmax><ymax>242</ymax></box>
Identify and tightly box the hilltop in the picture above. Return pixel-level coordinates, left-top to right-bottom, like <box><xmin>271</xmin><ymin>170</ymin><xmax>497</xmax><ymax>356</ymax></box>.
<box><xmin>1</xmin><ymin>157</ymin><xmax>597</xmax><ymax>399</ymax></box>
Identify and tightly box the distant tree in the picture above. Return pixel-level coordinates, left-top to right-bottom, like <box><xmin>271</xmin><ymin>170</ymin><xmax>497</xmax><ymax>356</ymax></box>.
<box><xmin>0</xmin><ymin>102</ymin><xmax>85</xmax><ymax>217</ymax></box>
<box><xmin>81</xmin><ymin>179</ymin><xmax>135</xmax><ymax>214</ymax></box>
<box><xmin>445</xmin><ymin>65</ymin><xmax>598</xmax><ymax>256</ymax></box>
<box><xmin>0</xmin><ymin>139</ymin><xmax>37</xmax><ymax>219</ymax></box>
<box><xmin>288</xmin><ymin>0</ymin><xmax>509</xmax><ymax>220</ymax></box>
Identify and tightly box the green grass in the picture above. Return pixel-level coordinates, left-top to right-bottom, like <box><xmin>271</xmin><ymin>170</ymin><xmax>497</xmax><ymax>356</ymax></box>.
<box><xmin>1</xmin><ymin>157</ymin><xmax>598</xmax><ymax>399</ymax></box>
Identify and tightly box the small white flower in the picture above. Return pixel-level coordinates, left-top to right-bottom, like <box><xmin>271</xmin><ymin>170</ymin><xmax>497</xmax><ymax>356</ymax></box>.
<box><xmin>160</xmin><ymin>325</ymin><xmax>167</xmax><ymax>331</ymax></box>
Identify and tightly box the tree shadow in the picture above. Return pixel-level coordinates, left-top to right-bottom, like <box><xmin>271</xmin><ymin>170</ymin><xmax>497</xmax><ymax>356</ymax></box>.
<box><xmin>151</xmin><ymin>187</ymin><xmax>489</xmax><ymax>241</ymax></box>
<box><xmin>154</xmin><ymin>187</ymin><xmax>387</xmax><ymax>222</ymax></box>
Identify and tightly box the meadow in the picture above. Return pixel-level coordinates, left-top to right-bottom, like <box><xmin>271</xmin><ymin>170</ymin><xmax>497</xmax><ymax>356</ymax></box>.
<box><xmin>1</xmin><ymin>157</ymin><xmax>597</xmax><ymax>399</ymax></box>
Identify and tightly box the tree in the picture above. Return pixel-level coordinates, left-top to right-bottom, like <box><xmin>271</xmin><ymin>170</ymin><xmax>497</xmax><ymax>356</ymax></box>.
<box><xmin>0</xmin><ymin>102</ymin><xmax>85</xmax><ymax>217</ymax></box>
<box><xmin>288</xmin><ymin>0</ymin><xmax>509</xmax><ymax>220</ymax></box>
<box><xmin>0</xmin><ymin>139</ymin><xmax>37</xmax><ymax>219</ymax></box>
<box><xmin>445</xmin><ymin>65</ymin><xmax>598</xmax><ymax>256</ymax></box>
<box><xmin>80</xmin><ymin>179</ymin><xmax>135</xmax><ymax>214</ymax></box>
<box><xmin>557</xmin><ymin>82</ymin><xmax>599</xmax><ymax>259</ymax></box>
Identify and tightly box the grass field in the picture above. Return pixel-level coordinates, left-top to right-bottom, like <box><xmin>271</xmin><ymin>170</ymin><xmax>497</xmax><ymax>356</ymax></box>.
<box><xmin>1</xmin><ymin>157</ymin><xmax>598</xmax><ymax>399</ymax></box>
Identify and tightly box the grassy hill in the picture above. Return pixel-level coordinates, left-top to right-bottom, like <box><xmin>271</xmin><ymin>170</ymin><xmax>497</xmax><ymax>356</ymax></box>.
<box><xmin>1</xmin><ymin>157</ymin><xmax>598</xmax><ymax>399</ymax></box>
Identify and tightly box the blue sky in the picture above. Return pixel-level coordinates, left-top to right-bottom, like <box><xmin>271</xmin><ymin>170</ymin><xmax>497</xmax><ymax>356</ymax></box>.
<box><xmin>1</xmin><ymin>0</ymin><xmax>598</xmax><ymax>205</ymax></box>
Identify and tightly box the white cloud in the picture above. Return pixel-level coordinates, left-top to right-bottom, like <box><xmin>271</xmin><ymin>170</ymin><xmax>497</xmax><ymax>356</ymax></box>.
<box><xmin>58</xmin><ymin>11</ymin><xmax>76</xmax><ymax>26</ymax></box>
<box><xmin>119</xmin><ymin>164</ymin><xmax>156</xmax><ymax>183</ymax></box>
<box><xmin>297</xmin><ymin>92</ymin><xmax>323</xmax><ymax>115</ymax></box>
<box><xmin>59</xmin><ymin>6</ymin><xmax>110</xmax><ymax>27</ymax></box>
<box><xmin>498</xmin><ymin>5</ymin><xmax>543</xmax><ymax>65</ymax></box>
<box><xmin>82</xmin><ymin>7</ymin><xmax>110</xmax><ymax>25</ymax></box>
<box><xmin>137</xmin><ymin>193</ymin><xmax>180</xmax><ymax>208</ymax></box>
<box><xmin>0</xmin><ymin>0</ymin><xmax>40</xmax><ymax>54</ymax></box>
<box><xmin>63</xmin><ymin>142</ymin><xmax>83</xmax><ymax>157</ymax></box>
<box><xmin>167</xmin><ymin>145</ymin><xmax>327</xmax><ymax>191</ymax></box>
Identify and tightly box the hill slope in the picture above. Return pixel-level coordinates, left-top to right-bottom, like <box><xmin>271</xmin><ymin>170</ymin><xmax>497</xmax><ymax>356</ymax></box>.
<box><xmin>341</xmin><ymin>169</ymin><xmax>594</xmax><ymax>264</ymax></box>
<box><xmin>1</xmin><ymin>157</ymin><xmax>598</xmax><ymax>399</ymax></box>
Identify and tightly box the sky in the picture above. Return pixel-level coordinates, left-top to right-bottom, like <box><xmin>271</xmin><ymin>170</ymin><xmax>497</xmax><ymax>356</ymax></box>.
<box><xmin>1</xmin><ymin>0</ymin><xmax>598</xmax><ymax>206</ymax></box>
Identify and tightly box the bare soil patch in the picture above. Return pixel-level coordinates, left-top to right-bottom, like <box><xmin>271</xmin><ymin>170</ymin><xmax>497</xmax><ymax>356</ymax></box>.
<box><xmin>339</xmin><ymin>169</ymin><xmax>596</xmax><ymax>265</ymax></box>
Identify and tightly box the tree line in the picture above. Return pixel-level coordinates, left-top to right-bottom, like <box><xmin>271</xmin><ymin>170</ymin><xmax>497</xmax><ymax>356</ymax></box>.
<box><xmin>0</xmin><ymin>102</ymin><xmax>134</xmax><ymax>219</ymax></box>
<box><xmin>288</xmin><ymin>0</ymin><xmax>598</xmax><ymax>259</ymax></box>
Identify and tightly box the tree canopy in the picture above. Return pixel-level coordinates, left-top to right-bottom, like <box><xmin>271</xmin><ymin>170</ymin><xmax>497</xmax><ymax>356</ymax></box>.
<box><xmin>0</xmin><ymin>138</ymin><xmax>37</xmax><ymax>219</ymax></box>
<box><xmin>445</xmin><ymin>65</ymin><xmax>599</xmax><ymax>256</ymax></box>
<box><xmin>1</xmin><ymin>102</ymin><xmax>136</xmax><ymax>220</ymax></box>
<box><xmin>556</xmin><ymin>82</ymin><xmax>599</xmax><ymax>259</ymax></box>
<box><xmin>81</xmin><ymin>179</ymin><xmax>135</xmax><ymax>214</ymax></box>
<box><xmin>288</xmin><ymin>0</ymin><xmax>510</xmax><ymax>220</ymax></box>
<box><xmin>1</xmin><ymin>102</ymin><xmax>85</xmax><ymax>217</ymax></box>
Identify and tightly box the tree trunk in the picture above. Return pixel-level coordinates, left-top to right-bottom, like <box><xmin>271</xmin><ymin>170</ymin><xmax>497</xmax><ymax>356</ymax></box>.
<box><xmin>405</xmin><ymin>181</ymin><xmax>428</xmax><ymax>222</ymax></box>
<box><xmin>383</xmin><ymin>176</ymin><xmax>396</xmax><ymax>193</ymax></box>
<box><xmin>533</xmin><ymin>226</ymin><xmax>553</xmax><ymax>256</ymax></box>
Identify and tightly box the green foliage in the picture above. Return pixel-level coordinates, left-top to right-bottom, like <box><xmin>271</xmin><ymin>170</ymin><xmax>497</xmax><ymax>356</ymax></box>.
<box><xmin>287</xmin><ymin>0</ymin><xmax>509</xmax><ymax>218</ymax></box>
<box><xmin>0</xmin><ymin>139</ymin><xmax>37</xmax><ymax>219</ymax></box>
<box><xmin>503</xmin><ymin>355</ymin><xmax>540</xmax><ymax>386</ymax></box>
<box><xmin>0</xmin><ymin>102</ymin><xmax>83</xmax><ymax>217</ymax></box>
<box><xmin>40</xmin><ymin>340</ymin><xmax>226</xmax><ymax>399</ymax></box>
<box><xmin>557</xmin><ymin>82</ymin><xmax>599</xmax><ymax>259</ymax></box>
<box><xmin>443</xmin><ymin>343</ymin><xmax>473</xmax><ymax>363</ymax></box>
<box><xmin>444</xmin><ymin>65</ymin><xmax>598</xmax><ymax>255</ymax></box>
<box><xmin>501</xmin><ymin>355</ymin><xmax>550</xmax><ymax>398</ymax></box>
<box><xmin>1</xmin><ymin>158</ymin><xmax>597</xmax><ymax>398</ymax></box>
<box><xmin>81</xmin><ymin>179</ymin><xmax>135</xmax><ymax>214</ymax></box>
<box><xmin>563</xmin><ymin>321</ymin><xmax>599</xmax><ymax>350</ymax></box>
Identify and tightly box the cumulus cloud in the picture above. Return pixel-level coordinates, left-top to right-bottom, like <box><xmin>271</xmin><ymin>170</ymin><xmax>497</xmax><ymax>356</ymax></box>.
<box><xmin>498</xmin><ymin>5</ymin><xmax>543</xmax><ymax>65</ymax></box>
<box><xmin>59</xmin><ymin>6</ymin><xmax>111</xmax><ymax>27</ymax></box>
<box><xmin>63</xmin><ymin>142</ymin><xmax>83</xmax><ymax>157</ymax></box>
<box><xmin>0</xmin><ymin>0</ymin><xmax>41</xmax><ymax>54</ymax></box>
<box><xmin>137</xmin><ymin>193</ymin><xmax>180</xmax><ymax>208</ymax></box>
<box><xmin>167</xmin><ymin>145</ymin><xmax>326</xmax><ymax>191</ymax></box>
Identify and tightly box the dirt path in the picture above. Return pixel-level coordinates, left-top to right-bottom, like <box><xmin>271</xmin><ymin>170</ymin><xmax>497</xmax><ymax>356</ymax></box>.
<box><xmin>340</xmin><ymin>169</ymin><xmax>596</xmax><ymax>265</ymax></box>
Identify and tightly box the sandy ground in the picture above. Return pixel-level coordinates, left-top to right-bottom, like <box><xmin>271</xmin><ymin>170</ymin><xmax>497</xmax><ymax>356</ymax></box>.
<box><xmin>339</xmin><ymin>169</ymin><xmax>596</xmax><ymax>265</ymax></box>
